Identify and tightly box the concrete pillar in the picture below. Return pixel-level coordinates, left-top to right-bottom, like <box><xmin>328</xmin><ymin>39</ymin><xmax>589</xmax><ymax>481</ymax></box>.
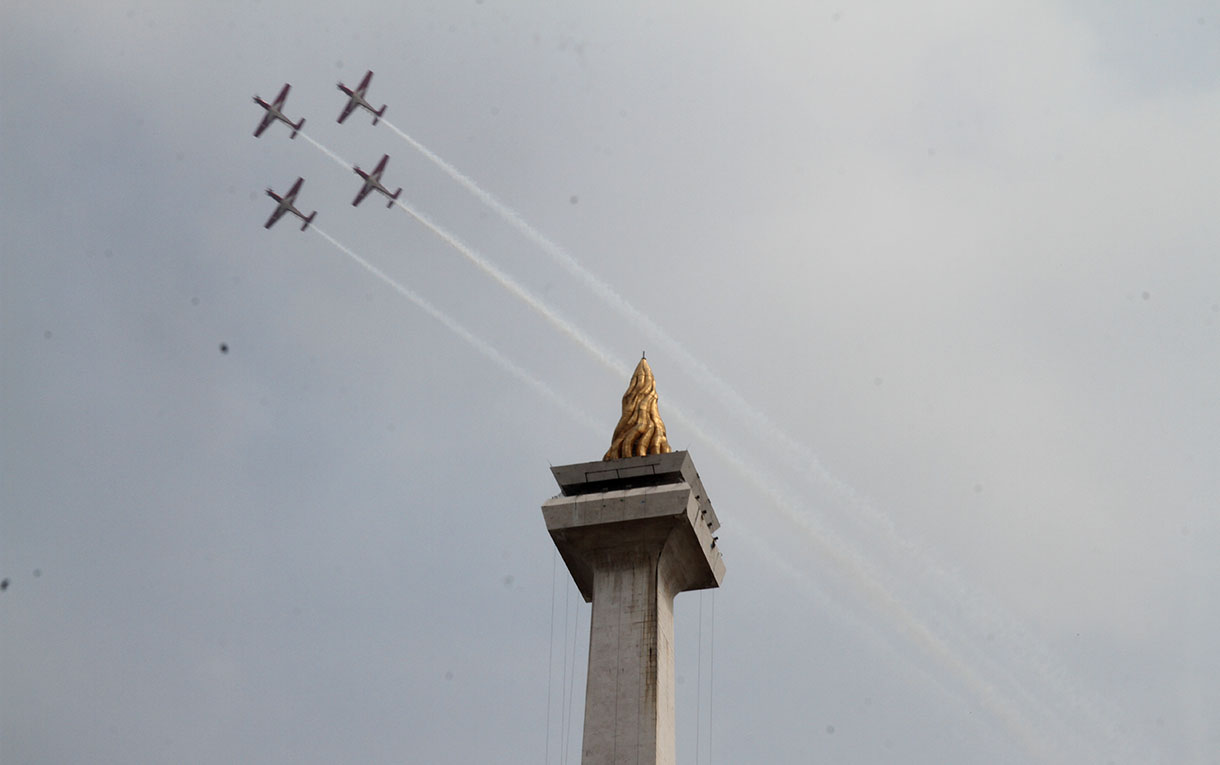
<box><xmin>543</xmin><ymin>452</ymin><xmax>725</xmax><ymax>765</ymax></box>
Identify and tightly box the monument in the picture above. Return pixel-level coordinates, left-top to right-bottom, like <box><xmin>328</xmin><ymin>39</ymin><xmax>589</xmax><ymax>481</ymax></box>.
<box><xmin>542</xmin><ymin>357</ymin><xmax>725</xmax><ymax>764</ymax></box>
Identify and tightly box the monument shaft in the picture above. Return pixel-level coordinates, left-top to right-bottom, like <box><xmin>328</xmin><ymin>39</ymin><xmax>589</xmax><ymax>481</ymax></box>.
<box><xmin>543</xmin><ymin>452</ymin><xmax>724</xmax><ymax>765</ymax></box>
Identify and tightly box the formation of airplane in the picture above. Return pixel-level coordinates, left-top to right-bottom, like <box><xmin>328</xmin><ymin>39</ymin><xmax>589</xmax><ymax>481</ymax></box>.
<box><xmin>264</xmin><ymin>178</ymin><xmax>317</xmax><ymax>231</ymax></box>
<box><xmin>252</xmin><ymin>83</ymin><xmax>304</xmax><ymax>139</ymax></box>
<box><xmin>337</xmin><ymin>70</ymin><xmax>387</xmax><ymax>125</ymax></box>
<box><xmin>257</xmin><ymin>72</ymin><xmax>402</xmax><ymax>231</ymax></box>
<box><xmin>352</xmin><ymin>154</ymin><xmax>402</xmax><ymax>208</ymax></box>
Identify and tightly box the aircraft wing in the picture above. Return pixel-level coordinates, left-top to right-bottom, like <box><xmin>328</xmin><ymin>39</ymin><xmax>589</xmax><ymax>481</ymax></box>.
<box><xmin>273</xmin><ymin>83</ymin><xmax>290</xmax><ymax>107</ymax></box>
<box><xmin>254</xmin><ymin>112</ymin><xmax>275</xmax><ymax>137</ymax></box>
<box><xmin>285</xmin><ymin>177</ymin><xmax>304</xmax><ymax>200</ymax></box>
<box><xmin>352</xmin><ymin>183</ymin><xmax>374</xmax><ymax>206</ymax></box>
<box><xmin>265</xmin><ymin>206</ymin><xmax>287</xmax><ymax>229</ymax></box>
<box><xmin>358</xmin><ymin>70</ymin><xmax>373</xmax><ymax>92</ymax></box>
<box><xmin>372</xmin><ymin>154</ymin><xmax>389</xmax><ymax>174</ymax></box>
<box><xmin>337</xmin><ymin>99</ymin><xmax>359</xmax><ymax>124</ymax></box>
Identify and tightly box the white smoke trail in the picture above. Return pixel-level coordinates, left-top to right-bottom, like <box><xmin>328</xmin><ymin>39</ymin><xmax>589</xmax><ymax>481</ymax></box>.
<box><xmin>367</xmin><ymin>135</ymin><xmax>1050</xmax><ymax>741</ymax></box>
<box><xmin>390</xmin><ymin>198</ymin><xmax>629</xmax><ymax>377</ymax></box>
<box><xmin>378</xmin><ymin>121</ymin><xmax>1126</xmax><ymax>758</ymax></box>
<box><xmin>382</xmin><ymin>164</ymin><xmax>1051</xmax><ymax>747</ymax></box>
<box><xmin>310</xmin><ymin>225</ymin><xmax>601</xmax><ymax>435</ymax></box>
<box><xmin>298</xmin><ymin>132</ymin><xmax>1109</xmax><ymax>760</ymax></box>
<box><xmin>374</xmin><ymin>124</ymin><xmax>919</xmax><ymax>547</ymax></box>
<box><xmin>299</xmin><ymin>131</ymin><xmax>351</xmax><ymax>171</ymax></box>
<box><xmin>301</xmin><ymin>129</ymin><xmax>628</xmax><ymax>377</ymax></box>
<box><xmin>381</xmin><ymin>119</ymin><xmax>807</xmax><ymax>473</ymax></box>
<box><xmin>306</xmin><ymin>133</ymin><xmax>962</xmax><ymax>668</ymax></box>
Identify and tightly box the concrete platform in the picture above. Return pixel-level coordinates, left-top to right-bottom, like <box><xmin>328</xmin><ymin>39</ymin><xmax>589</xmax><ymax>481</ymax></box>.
<box><xmin>542</xmin><ymin>452</ymin><xmax>725</xmax><ymax>765</ymax></box>
<box><xmin>549</xmin><ymin>450</ymin><xmax>720</xmax><ymax>532</ymax></box>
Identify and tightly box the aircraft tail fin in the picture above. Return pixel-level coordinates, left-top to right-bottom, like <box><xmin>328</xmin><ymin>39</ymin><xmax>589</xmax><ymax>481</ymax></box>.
<box><xmin>291</xmin><ymin>118</ymin><xmax>304</xmax><ymax>139</ymax></box>
<box><xmin>373</xmin><ymin>105</ymin><xmax>386</xmax><ymax>126</ymax></box>
<box><xmin>301</xmin><ymin>212</ymin><xmax>316</xmax><ymax>231</ymax></box>
<box><xmin>387</xmin><ymin>188</ymin><xmax>401</xmax><ymax>208</ymax></box>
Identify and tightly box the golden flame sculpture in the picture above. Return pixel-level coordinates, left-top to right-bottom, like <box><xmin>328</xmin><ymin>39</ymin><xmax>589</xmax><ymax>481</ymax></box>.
<box><xmin>603</xmin><ymin>356</ymin><xmax>673</xmax><ymax>460</ymax></box>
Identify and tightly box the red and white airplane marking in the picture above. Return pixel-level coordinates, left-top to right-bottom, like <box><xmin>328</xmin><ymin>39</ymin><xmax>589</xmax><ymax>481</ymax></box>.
<box><xmin>253</xmin><ymin>83</ymin><xmax>304</xmax><ymax>139</ymax></box>
<box><xmin>264</xmin><ymin>177</ymin><xmax>317</xmax><ymax>231</ymax></box>
<box><xmin>352</xmin><ymin>154</ymin><xmax>402</xmax><ymax>208</ymax></box>
<box><xmin>337</xmin><ymin>70</ymin><xmax>387</xmax><ymax>125</ymax></box>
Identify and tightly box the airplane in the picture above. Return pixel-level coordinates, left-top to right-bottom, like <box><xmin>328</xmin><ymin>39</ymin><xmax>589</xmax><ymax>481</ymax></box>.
<box><xmin>336</xmin><ymin>70</ymin><xmax>387</xmax><ymax>125</ymax></box>
<box><xmin>253</xmin><ymin>83</ymin><xmax>305</xmax><ymax>139</ymax></box>
<box><xmin>351</xmin><ymin>154</ymin><xmax>402</xmax><ymax>208</ymax></box>
<box><xmin>264</xmin><ymin>177</ymin><xmax>317</xmax><ymax>231</ymax></box>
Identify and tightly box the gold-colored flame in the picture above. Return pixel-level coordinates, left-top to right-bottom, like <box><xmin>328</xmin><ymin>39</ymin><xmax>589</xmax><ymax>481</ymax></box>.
<box><xmin>603</xmin><ymin>356</ymin><xmax>672</xmax><ymax>460</ymax></box>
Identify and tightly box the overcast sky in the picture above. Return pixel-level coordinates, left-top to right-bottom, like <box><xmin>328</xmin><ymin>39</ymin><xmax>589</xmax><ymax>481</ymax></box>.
<box><xmin>3</xmin><ymin>1</ymin><xmax>1218</xmax><ymax>763</ymax></box>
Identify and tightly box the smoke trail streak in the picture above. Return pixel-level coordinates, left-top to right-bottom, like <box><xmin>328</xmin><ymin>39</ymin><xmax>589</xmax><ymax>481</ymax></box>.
<box><xmin>379</xmin><ymin>122</ymin><xmax>1125</xmax><ymax>757</ymax></box>
<box><xmin>302</xmin><ymin>130</ymin><xmax>629</xmax><ymax>377</ymax></box>
<box><xmin>374</xmin><ymin>122</ymin><xmax>974</xmax><ymax>615</ymax></box>
<box><xmin>379</xmin><ymin>119</ymin><xmax>1018</xmax><ymax>644</ymax></box>
<box><xmin>363</xmin><ymin>130</ymin><xmax>1043</xmax><ymax>740</ymax></box>
<box><xmin>383</xmin><ymin>162</ymin><xmax>1053</xmax><ymax>748</ymax></box>
<box><xmin>381</xmin><ymin>120</ymin><xmax>811</xmax><ymax>476</ymax></box>
<box><xmin>310</xmin><ymin>226</ymin><xmax>601</xmax><ymax>435</ymax></box>
<box><xmin>391</xmin><ymin>198</ymin><xmax>629</xmax><ymax>377</ymax></box>
<box><xmin>298</xmin><ymin>133</ymin><xmax>1102</xmax><ymax>759</ymax></box>
<box><xmin>378</xmin><ymin>123</ymin><xmax>846</xmax><ymax>501</ymax></box>
<box><xmin>299</xmin><ymin>131</ymin><xmax>350</xmax><ymax>171</ymax></box>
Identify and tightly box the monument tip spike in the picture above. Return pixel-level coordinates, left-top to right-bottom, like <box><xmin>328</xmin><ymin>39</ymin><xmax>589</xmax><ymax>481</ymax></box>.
<box><xmin>603</xmin><ymin>356</ymin><xmax>672</xmax><ymax>460</ymax></box>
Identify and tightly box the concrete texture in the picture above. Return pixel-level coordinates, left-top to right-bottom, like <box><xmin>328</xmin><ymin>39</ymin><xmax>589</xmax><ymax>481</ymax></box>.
<box><xmin>542</xmin><ymin>452</ymin><xmax>724</xmax><ymax>765</ymax></box>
